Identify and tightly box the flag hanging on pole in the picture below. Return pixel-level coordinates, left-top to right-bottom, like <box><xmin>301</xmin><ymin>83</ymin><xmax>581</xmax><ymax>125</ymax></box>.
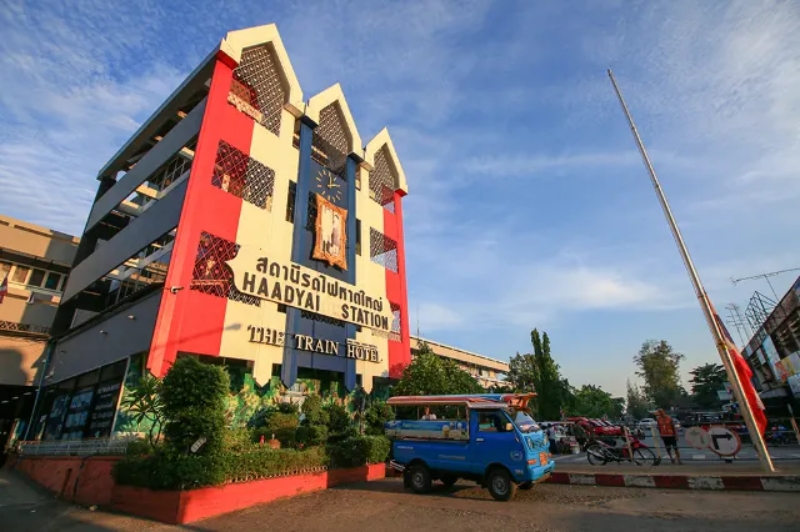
<box><xmin>708</xmin><ymin>298</ymin><xmax>767</xmax><ymax>435</ymax></box>
<box><xmin>0</xmin><ymin>275</ymin><xmax>8</xmax><ymax>304</ymax></box>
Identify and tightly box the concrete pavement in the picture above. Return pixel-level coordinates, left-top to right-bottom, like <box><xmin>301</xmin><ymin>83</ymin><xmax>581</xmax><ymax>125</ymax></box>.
<box><xmin>4</xmin><ymin>471</ymin><xmax>799</xmax><ymax>532</ymax></box>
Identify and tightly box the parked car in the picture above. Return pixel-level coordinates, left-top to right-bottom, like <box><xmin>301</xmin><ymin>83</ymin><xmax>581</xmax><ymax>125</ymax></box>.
<box><xmin>638</xmin><ymin>418</ymin><xmax>657</xmax><ymax>431</ymax></box>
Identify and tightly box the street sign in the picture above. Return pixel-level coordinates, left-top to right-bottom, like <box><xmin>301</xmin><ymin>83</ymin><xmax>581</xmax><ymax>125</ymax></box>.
<box><xmin>706</xmin><ymin>426</ymin><xmax>741</xmax><ymax>457</ymax></box>
<box><xmin>685</xmin><ymin>427</ymin><xmax>711</xmax><ymax>450</ymax></box>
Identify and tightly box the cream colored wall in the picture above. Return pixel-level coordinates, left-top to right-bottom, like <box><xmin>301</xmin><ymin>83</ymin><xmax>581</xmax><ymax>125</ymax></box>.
<box><xmin>218</xmin><ymin>91</ymin><xmax>299</xmax><ymax>386</ymax></box>
<box><xmin>351</xmin><ymin>164</ymin><xmax>390</xmax><ymax>390</ymax></box>
<box><xmin>0</xmin><ymin>214</ymin><xmax>79</xmax><ymax>266</ymax></box>
<box><xmin>0</xmin><ymin>335</ymin><xmax>46</xmax><ymax>386</ymax></box>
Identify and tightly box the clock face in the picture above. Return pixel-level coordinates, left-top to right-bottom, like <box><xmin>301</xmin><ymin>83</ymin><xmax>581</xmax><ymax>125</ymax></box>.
<box><xmin>315</xmin><ymin>167</ymin><xmax>343</xmax><ymax>204</ymax></box>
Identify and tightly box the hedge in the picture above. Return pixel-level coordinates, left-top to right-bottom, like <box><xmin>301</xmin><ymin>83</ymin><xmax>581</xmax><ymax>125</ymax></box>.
<box><xmin>327</xmin><ymin>435</ymin><xmax>391</xmax><ymax>469</ymax></box>
<box><xmin>113</xmin><ymin>435</ymin><xmax>391</xmax><ymax>490</ymax></box>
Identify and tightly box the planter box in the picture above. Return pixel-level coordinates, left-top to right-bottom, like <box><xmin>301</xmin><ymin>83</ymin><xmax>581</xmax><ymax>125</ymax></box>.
<box><xmin>10</xmin><ymin>455</ymin><xmax>121</xmax><ymax>506</ymax></box>
<box><xmin>112</xmin><ymin>463</ymin><xmax>386</xmax><ymax>524</ymax></box>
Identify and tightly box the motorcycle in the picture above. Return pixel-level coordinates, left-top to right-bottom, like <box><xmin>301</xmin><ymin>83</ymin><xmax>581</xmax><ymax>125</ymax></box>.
<box><xmin>585</xmin><ymin>436</ymin><xmax>657</xmax><ymax>467</ymax></box>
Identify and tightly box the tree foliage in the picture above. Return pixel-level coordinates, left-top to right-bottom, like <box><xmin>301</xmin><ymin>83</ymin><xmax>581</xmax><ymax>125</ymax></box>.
<box><xmin>689</xmin><ymin>363</ymin><xmax>727</xmax><ymax>409</ymax></box>
<box><xmin>571</xmin><ymin>384</ymin><xmax>624</xmax><ymax>419</ymax></box>
<box><xmin>633</xmin><ymin>340</ymin><xmax>686</xmax><ymax>409</ymax></box>
<box><xmin>507</xmin><ymin>330</ymin><xmax>571</xmax><ymax>420</ymax></box>
<box><xmin>161</xmin><ymin>356</ymin><xmax>230</xmax><ymax>457</ymax></box>
<box><xmin>626</xmin><ymin>380</ymin><xmax>652</xmax><ymax>420</ymax></box>
<box><xmin>120</xmin><ymin>373</ymin><xmax>165</xmax><ymax>447</ymax></box>
<box><xmin>393</xmin><ymin>341</ymin><xmax>484</xmax><ymax>396</ymax></box>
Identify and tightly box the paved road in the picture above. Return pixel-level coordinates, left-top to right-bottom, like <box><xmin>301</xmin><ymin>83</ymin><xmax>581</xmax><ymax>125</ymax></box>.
<box><xmin>4</xmin><ymin>472</ymin><xmax>800</xmax><ymax>532</ymax></box>
<box><xmin>553</xmin><ymin>434</ymin><xmax>800</xmax><ymax>466</ymax></box>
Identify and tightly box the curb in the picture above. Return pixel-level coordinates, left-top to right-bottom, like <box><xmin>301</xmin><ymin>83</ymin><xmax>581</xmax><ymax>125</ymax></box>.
<box><xmin>545</xmin><ymin>472</ymin><xmax>800</xmax><ymax>492</ymax></box>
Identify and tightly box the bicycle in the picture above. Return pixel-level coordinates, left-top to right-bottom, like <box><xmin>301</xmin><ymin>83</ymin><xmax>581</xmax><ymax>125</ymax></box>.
<box><xmin>585</xmin><ymin>437</ymin><xmax>657</xmax><ymax>467</ymax></box>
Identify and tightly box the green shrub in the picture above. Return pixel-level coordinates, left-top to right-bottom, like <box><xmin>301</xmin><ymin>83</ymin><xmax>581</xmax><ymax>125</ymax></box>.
<box><xmin>296</xmin><ymin>424</ymin><xmax>328</xmax><ymax>447</ymax></box>
<box><xmin>161</xmin><ymin>357</ymin><xmax>230</xmax><ymax>457</ymax></box>
<box><xmin>324</xmin><ymin>403</ymin><xmax>352</xmax><ymax>443</ymax></box>
<box><xmin>278</xmin><ymin>401</ymin><xmax>299</xmax><ymax>414</ymax></box>
<box><xmin>328</xmin><ymin>435</ymin><xmax>391</xmax><ymax>469</ymax></box>
<box><xmin>113</xmin><ymin>445</ymin><xmax>329</xmax><ymax>490</ymax></box>
<box><xmin>365</xmin><ymin>400</ymin><xmax>394</xmax><ymax>436</ymax></box>
<box><xmin>254</xmin><ymin>411</ymin><xmax>299</xmax><ymax>447</ymax></box>
<box><xmin>224</xmin><ymin>428</ymin><xmax>255</xmax><ymax>452</ymax></box>
<box><xmin>301</xmin><ymin>395</ymin><xmax>329</xmax><ymax>426</ymax></box>
<box><xmin>125</xmin><ymin>438</ymin><xmax>155</xmax><ymax>457</ymax></box>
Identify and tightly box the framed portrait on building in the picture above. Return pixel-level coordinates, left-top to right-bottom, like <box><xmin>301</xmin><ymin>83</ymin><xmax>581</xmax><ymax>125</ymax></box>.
<box><xmin>312</xmin><ymin>194</ymin><xmax>348</xmax><ymax>270</ymax></box>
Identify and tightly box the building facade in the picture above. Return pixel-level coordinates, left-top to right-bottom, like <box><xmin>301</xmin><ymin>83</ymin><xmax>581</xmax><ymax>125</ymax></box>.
<box><xmin>742</xmin><ymin>277</ymin><xmax>800</xmax><ymax>415</ymax></box>
<box><xmin>33</xmin><ymin>24</ymin><xmax>410</xmax><ymax>441</ymax></box>
<box><xmin>410</xmin><ymin>335</ymin><xmax>508</xmax><ymax>389</ymax></box>
<box><xmin>0</xmin><ymin>214</ymin><xmax>78</xmax><ymax>450</ymax></box>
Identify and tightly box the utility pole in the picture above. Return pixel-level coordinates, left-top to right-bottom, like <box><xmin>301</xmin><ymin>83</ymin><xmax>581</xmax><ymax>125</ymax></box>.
<box><xmin>732</xmin><ymin>267</ymin><xmax>800</xmax><ymax>301</ymax></box>
<box><xmin>608</xmin><ymin>69</ymin><xmax>775</xmax><ymax>473</ymax></box>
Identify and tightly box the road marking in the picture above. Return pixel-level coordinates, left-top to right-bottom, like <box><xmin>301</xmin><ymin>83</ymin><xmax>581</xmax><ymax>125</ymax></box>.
<box><xmin>692</xmin><ymin>454</ymin><xmax>706</xmax><ymax>460</ymax></box>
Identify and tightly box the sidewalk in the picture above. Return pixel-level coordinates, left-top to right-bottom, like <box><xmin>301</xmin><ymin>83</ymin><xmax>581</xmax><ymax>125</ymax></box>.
<box><xmin>548</xmin><ymin>460</ymin><xmax>800</xmax><ymax>492</ymax></box>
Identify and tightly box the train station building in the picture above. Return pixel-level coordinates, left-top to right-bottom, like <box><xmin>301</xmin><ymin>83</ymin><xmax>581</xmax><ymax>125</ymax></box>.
<box><xmin>30</xmin><ymin>24</ymin><xmax>412</xmax><ymax>440</ymax></box>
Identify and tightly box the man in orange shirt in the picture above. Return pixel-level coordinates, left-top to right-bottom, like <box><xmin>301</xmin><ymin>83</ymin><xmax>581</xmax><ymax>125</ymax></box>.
<box><xmin>657</xmin><ymin>409</ymin><xmax>682</xmax><ymax>465</ymax></box>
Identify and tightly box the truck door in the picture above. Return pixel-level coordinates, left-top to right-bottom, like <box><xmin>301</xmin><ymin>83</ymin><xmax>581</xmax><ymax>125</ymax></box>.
<box><xmin>469</xmin><ymin>409</ymin><xmax>525</xmax><ymax>477</ymax></box>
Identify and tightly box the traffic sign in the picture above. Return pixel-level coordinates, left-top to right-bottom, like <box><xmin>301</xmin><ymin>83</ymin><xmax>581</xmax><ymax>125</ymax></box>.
<box><xmin>685</xmin><ymin>427</ymin><xmax>711</xmax><ymax>450</ymax></box>
<box><xmin>706</xmin><ymin>426</ymin><xmax>741</xmax><ymax>457</ymax></box>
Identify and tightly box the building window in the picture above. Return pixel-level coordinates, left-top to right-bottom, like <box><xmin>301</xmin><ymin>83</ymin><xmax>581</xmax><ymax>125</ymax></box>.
<box><xmin>212</xmin><ymin>140</ymin><xmax>276</xmax><ymax>210</ymax></box>
<box><xmin>0</xmin><ymin>261</ymin><xmax>10</xmax><ymax>277</ymax></box>
<box><xmin>190</xmin><ymin>231</ymin><xmax>259</xmax><ymax>306</ymax></box>
<box><xmin>390</xmin><ymin>302</ymin><xmax>402</xmax><ymax>342</ymax></box>
<box><xmin>369</xmin><ymin>146</ymin><xmax>396</xmax><ymax>212</ymax></box>
<box><xmin>44</xmin><ymin>272</ymin><xmax>61</xmax><ymax>291</ymax></box>
<box><xmin>12</xmin><ymin>265</ymin><xmax>29</xmax><ymax>283</ymax></box>
<box><xmin>369</xmin><ymin>228</ymin><xmax>398</xmax><ymax>273</ymax></box>
<box><xmin>286</xmin><ymin>181</ymin><xmax>296</xmax><ymax>223</ymax></box>
<box><xmin>60</xmin><ymin>275</ymin><xmax>69</xmax><ymax>291</ymax></box>
<box><xmin>356</xmin><ymin>219</ymin><xmax>361</xmax><ymax>256</ymax></box>
<box><xmin>312</xmin><ymin>103</ymin><xmax>349</xmax><ymax>177</ymax></box>
<box><xmin>29</xmin><ymin>269</ymin><xmax>46</xmax><ymax>287</ymax></box>
<box><xmin>229</xmin><ymin>44</ymin><xmax>287</xmax><ymax>135</ymax></box>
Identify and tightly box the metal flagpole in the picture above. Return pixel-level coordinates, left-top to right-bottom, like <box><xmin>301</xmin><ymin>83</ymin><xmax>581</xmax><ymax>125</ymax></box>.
<box><xmin>607</xmin><ymin>69</ymin><xmax>775</xmax><ymax>472</ymax></box>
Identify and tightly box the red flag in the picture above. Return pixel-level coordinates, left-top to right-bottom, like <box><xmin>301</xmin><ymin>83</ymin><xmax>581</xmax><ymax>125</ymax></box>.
<box><xmin>0</xmin><ymin>275</ymin><xmax>7</xmax><ymax>304</ymax></box>
<box><xmin>709</xmin><ymin>298</ymin><xmax>767</xmax><ymax>435</ymax></box>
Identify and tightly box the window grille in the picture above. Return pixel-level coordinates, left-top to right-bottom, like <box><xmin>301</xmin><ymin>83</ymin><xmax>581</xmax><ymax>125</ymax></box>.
<box><xmin>211</xmin><ymin>140</ymin><xmax>275</xmax><ymax>210</ymax></box>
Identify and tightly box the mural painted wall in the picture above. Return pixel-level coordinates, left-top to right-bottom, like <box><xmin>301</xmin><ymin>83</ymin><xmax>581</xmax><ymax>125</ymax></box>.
<box><xmin>146</xmin><ymin>25</ymin><xmax>410</xmax><ymax>393</ymax></box>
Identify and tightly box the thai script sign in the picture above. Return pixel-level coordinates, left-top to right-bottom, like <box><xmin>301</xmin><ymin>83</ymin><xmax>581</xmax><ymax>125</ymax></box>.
<box><xmin>227</xmin><ymin>253</ymin><xmax>394</xmax><ymax>333</ymax></box>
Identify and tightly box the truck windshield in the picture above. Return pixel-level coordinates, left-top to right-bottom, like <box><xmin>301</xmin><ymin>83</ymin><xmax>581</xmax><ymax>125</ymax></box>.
<box><xmin>510</xmin><ymin>410</ymin><xmax>541</xmax><ymax>433</ymax></box>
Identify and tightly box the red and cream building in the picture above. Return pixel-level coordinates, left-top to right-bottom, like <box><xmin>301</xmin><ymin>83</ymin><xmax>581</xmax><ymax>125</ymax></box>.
<box><xmin>35</xmin><ymin>24</ymin><xmax>410</xmax><ymax>440</ymax></box>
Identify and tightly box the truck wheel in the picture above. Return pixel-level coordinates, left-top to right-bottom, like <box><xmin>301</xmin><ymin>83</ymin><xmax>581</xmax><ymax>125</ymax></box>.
<box><xmin>487</xmin><ymin>468</ymin><xmax>517</xmax><ymax>502</ymax></box>
<box><xmin>441</xmin><ymin>474</ymin><xmax>458</xmax><ymax>488</ymax></box>
<box><xmin>518</xmin><ymin>481</ymin><xmax>534</xmax><ymax>490</ymax></box>
<box><xmin>409</xmin><ymin>464</ymin><xmax>432</xmax><ymax>494</ymax></box>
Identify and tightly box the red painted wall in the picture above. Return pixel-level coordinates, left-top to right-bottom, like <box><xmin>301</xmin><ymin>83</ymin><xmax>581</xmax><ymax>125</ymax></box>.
<box><xmin>12</xmin><ymin>455</ymin><xmax>121</xmax><ymax>506</ymax></box>
<box><xmin>384</xmin><ymin>191</ymin><xmax>411</xmax><ymax>377</ymax></box>
<box><xmin>148</xmin><ymin>50</ymin><xmax>254</xmax><ymax>377</ymax></box>
<box><xmin>112</xmin><ymin>463</ymin><xmax>386</xmax><ymax>524</ymax></box>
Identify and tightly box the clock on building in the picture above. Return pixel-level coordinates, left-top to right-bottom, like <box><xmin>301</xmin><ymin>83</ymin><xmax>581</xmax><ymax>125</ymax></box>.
<box><xmin>314</xmin><ymin>167</ymin><xmax>343</xmax><ymax>204</ymax></box>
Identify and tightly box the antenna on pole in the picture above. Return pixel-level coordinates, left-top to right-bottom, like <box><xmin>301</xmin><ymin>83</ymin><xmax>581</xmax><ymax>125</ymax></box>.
<box><xmin>731</xmin><ymin>267</ymin><xmax>800</xmax><ymax>301</ymax></box>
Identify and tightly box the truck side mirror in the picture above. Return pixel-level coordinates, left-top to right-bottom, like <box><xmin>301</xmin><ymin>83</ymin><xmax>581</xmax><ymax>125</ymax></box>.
<box><xmin>505</xmin><ymin>423</ymin><xmax>513</xmax><ymax>432</ymax></box>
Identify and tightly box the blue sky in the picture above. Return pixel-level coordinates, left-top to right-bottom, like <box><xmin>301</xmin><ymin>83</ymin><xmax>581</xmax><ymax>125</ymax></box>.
<box><xmin>2</xmin><ymin>0</ymin><xmax>799</xmax><ymax>396</ymax></box>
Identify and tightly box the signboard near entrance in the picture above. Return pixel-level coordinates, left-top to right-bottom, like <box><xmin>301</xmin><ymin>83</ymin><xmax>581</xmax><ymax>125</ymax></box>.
<box><xmin>246</xmin><ymin>325</ymin><xmax>381</xmax><ymax>363</ymax></box>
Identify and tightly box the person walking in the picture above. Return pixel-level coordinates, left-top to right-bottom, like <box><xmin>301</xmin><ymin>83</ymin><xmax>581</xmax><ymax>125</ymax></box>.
<box><xmin>657</xmin><ymin>409</ymin><xmax>682</xmax><ymax>464</ymax></box>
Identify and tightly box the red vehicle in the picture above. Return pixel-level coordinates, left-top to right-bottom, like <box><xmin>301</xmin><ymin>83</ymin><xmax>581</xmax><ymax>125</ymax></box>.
<box><xmin>567</xmin><ymin>417</ymin><xmax>623</xmax><ymax>438</ymax></box>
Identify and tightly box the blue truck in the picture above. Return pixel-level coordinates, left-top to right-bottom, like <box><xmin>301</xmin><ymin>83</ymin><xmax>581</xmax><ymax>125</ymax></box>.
<box><xmin>385</xmin><ymin>394</ymin><xmax>554</xmax><ymax>501</ymax></box>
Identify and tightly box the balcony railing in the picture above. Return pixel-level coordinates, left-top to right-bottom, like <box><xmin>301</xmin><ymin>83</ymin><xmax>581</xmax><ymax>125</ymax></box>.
<box><xmin>0</xmin><ymin>320</ymin><xmax>50</xmax><ymax>335</ymax></box>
